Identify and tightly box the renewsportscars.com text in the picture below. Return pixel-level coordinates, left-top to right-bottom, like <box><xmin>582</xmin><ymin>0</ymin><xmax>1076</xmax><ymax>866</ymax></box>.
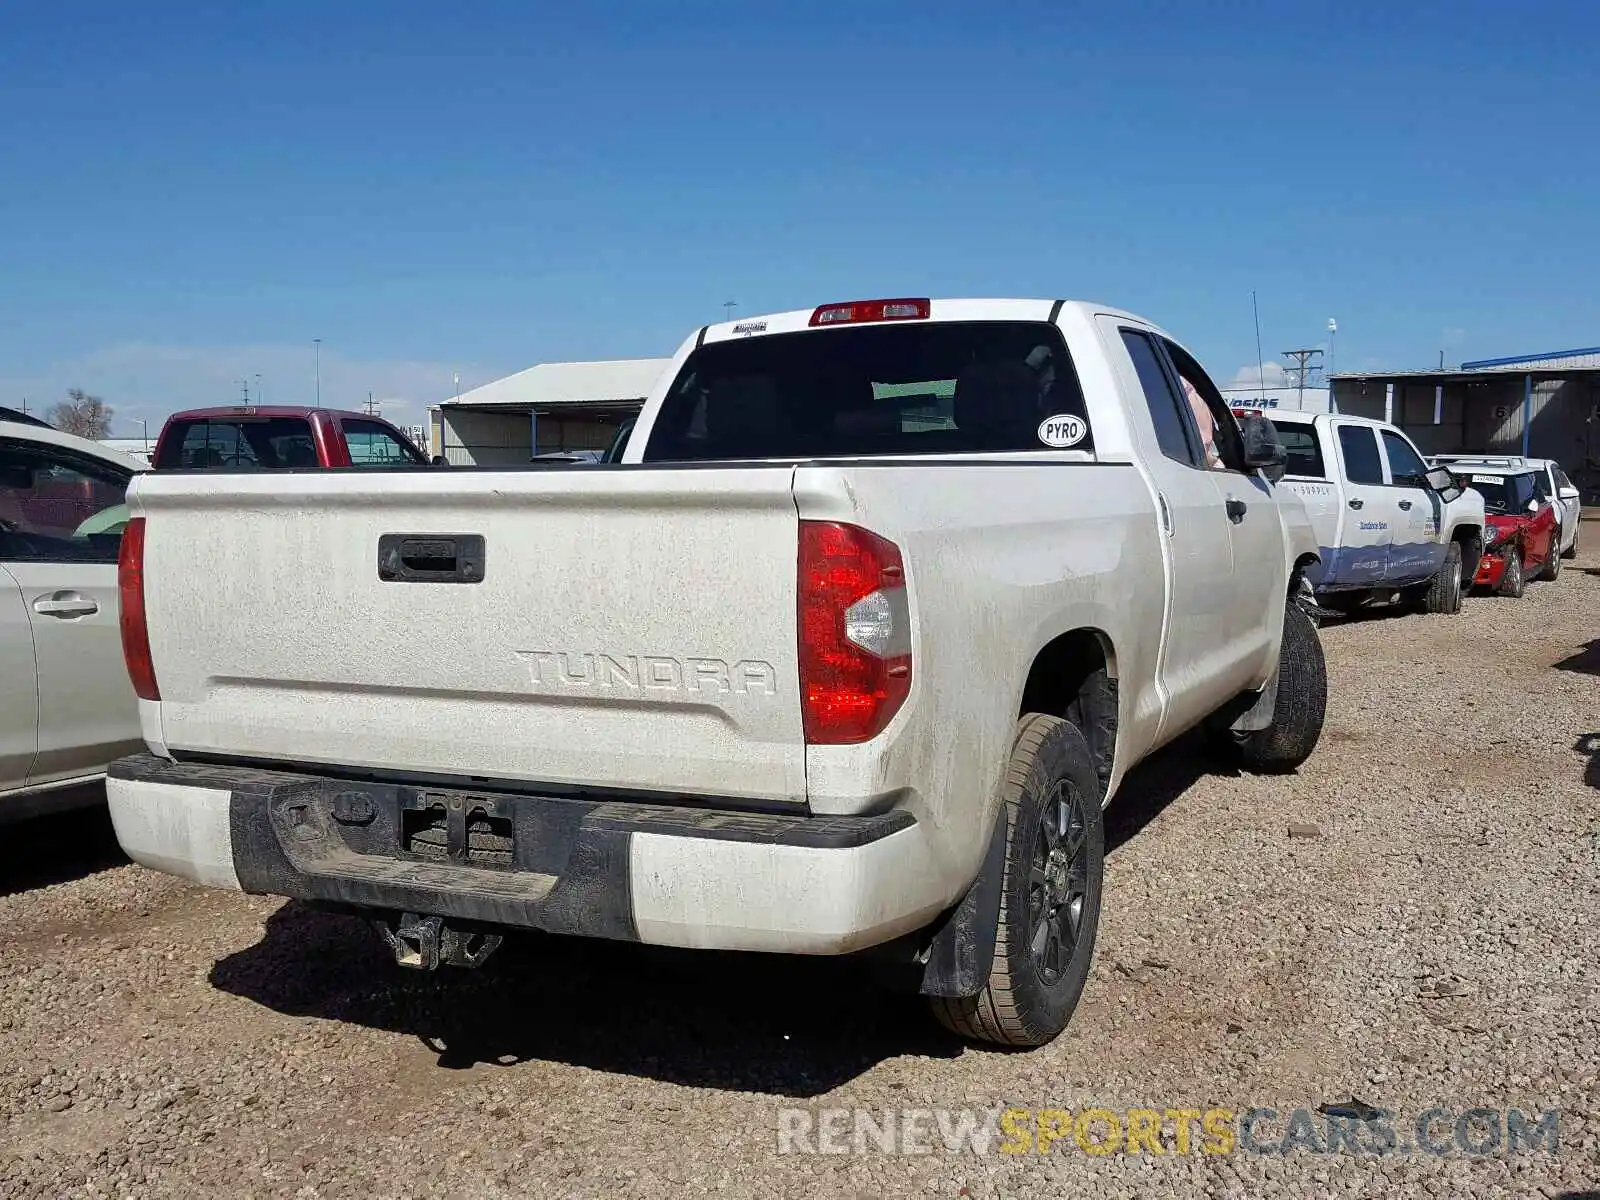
<box><xmin>775</xmin><ymin>1106</ymin><xmax>1561</xmax><ymax>1158</ymax></box>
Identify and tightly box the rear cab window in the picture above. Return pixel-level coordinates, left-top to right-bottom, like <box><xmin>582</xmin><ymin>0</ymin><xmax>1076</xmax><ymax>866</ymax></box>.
<box><xmin>641</xmin><ymin>321</ymin><xmax>1091</xmax><ymax>461</ymax></box>
<box><xmin>1336</xmin><ymin>425</ymin><xmax>1385</xmax><ymax>485</ymax></box>
<box><xmin>155</xmin><ymin>418</ymin><xmax>320</xmax><ymax>469</ymax></box>
<box><xmin>1268</xmin><ymin>420</ymin><xmax>1326</xmax><ymax>478</ymax></box>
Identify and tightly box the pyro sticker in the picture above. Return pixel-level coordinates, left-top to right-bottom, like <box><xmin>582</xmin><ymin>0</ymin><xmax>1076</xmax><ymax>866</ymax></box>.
<box><xmin>1038</xmin><ymin>414</ymin><xmax>1087</xmax><ymax>448</ymax></box>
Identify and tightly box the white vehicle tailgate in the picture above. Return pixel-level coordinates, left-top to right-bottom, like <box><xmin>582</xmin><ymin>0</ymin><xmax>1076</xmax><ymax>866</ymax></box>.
<box><xmin>133</xmin><ymin>467</ymin><xmax>807</xmax><ymax>803</ymax></box>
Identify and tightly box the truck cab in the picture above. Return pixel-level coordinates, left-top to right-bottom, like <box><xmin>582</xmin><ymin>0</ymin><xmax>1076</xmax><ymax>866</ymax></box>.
<box><xmin>152</xmin><ymin>406</ymin><xmax>429</xmax><ymax>470</ymax></box>
<box><xmin>1253</xmin><ymin>410</ymin><xmax>1485</xmax><ymax>615</ymax></box>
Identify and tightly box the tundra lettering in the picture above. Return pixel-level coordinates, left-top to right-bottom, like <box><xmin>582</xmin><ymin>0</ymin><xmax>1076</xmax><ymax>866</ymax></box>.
<box><xmin>517</xmin><ymin>650</ymin><xmax>779</xmax><ymax>696</ymax></box>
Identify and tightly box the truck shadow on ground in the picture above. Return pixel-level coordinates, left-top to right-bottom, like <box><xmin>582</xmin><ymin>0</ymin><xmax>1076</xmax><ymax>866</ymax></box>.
<box><xmin>0</xmin><ymin>793</ymin><xmax>128</xmax><ymax>898</ymax></box>
<box><xmin>208</xmin><ymin>903</ymin><xmax>962</xmax><ymax>1096</ymax></box>
<box><xmin>1106</xmin><ymin>730</ymin><xmax>1238</xmax><ymax>854</ymax></box>
<box><xmin>1554</xmin><ymin>639</ymin><xmax>1600</xmax><ymax>677</ymax></box>
<box><xmin>207</xmin><ymin>736</ymin><xmax>1229</xmax><ymax>1094</ymax></box>
<box><xmin>1576</xmin><ymin>734</ymin><xmax>1600</xmax><ymax>790</ymax></box>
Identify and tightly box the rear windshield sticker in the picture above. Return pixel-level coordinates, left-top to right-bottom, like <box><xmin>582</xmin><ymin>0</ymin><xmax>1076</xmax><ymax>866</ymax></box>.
<box><xmin>1038</xmin><ymin>414</ymin><xmax>1087</xmax><ymax>448</ymax></box>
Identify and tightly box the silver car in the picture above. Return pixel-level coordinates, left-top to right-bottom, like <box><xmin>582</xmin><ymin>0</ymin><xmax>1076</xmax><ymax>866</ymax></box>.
<box><xmin>1</xmin><ymin>419</ymin><xmax>147</xmax><ymax>820</ymax></box>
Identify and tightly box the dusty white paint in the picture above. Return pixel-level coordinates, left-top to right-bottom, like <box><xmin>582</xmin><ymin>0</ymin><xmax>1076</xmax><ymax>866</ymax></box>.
<box><xmin>120</xmin><ymin>298</ymin><xmax>1326</xmax><ymax>953</ymax></box>
<box><xmin>629</xmin><ymin>824</ymin><xmax>946</xmax><ymax>953</ymax></box>
<box><xmin>106</xmin><ymin>777</ymin><xmax>239</xmax><ymax>889</ymax></box>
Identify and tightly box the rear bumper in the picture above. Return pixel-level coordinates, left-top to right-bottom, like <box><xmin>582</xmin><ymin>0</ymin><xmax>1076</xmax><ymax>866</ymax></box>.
<box><xmin>105</xmin><ymin>755</ymin><xmax>948</xmax><ymax>955</ymax></box>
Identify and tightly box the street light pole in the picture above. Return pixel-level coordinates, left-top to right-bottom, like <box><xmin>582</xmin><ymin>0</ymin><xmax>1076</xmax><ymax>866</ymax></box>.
<box><xmin>314</xmin><ymin>338</ymin><xmax>322</xmax><ymax>405</ymax></box>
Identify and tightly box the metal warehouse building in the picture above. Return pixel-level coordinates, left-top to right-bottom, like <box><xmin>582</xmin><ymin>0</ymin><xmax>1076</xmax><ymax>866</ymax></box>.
<box><xmin>1332</xmin><ymin>346</ymin><xmax>1600</xmax><ymax>504</ymax></box>
<box><xmin>428</xmin><ymin>357</ymin><xmax>670</xmax><ymax>466</ymax></box>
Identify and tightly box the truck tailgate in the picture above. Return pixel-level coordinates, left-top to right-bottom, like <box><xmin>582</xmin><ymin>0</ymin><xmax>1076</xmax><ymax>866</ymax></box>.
<box><xmin>133</xmin><ymin>467</ymin><xmax>808</xmax><ymax>804</ymax></box>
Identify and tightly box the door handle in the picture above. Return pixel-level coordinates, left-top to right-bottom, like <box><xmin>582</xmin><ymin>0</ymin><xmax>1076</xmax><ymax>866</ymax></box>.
<box><xmin>1348</xmin><ymin>498</ymin><xmax>1364</xmax><ymax>510</ymax></box>
<box><xmin>1398</xmin><ymin>499</ymin><xmax>1413</xmax><ymax>511</ymax></box>
<box><xmin>33</xmin><ymin>593</ymin><xmax>99</xmax><ymax>618</ymax></box>
<box><xmin>1225</xmin><ymin>498</ymin><xmax>1247</xmax><ymax>523</ymax></box>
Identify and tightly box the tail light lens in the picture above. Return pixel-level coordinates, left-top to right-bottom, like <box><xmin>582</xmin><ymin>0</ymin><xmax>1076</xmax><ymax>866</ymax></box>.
<box><xmin>798</xmin><ymin>521</ymin><xmax>911</xmax><ymax>744</ymax></box>
<box><xmin>118</xmin><ymin>516</ymin><xmax>160</xmax><ymax>701</ymax></box>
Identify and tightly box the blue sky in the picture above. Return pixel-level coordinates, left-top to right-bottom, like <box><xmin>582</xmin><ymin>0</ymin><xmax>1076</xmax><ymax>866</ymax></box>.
<box><xmin>3</xmin><ymin>0</ymin><xmax>1597</xmax><ymax>436</ymax></box>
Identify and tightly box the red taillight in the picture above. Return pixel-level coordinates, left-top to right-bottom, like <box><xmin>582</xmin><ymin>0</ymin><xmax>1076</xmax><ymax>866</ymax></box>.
<box><xmin>808</xmin><ymin>298</ymin><xmax>931</xmax><ymax>327</ymax></box>
<box><xmin>798</xmin><ymin>521</ymin><xmax>911</xmax><ymax>744</ymax></box>
<box><xmin>118</xmin><ymin>516</ymin><xmax>160</xmax><ymax>701</ymax></box>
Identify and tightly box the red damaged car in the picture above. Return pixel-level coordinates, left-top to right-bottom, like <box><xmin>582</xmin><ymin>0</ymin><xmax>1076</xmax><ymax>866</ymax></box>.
<box><xmin>1461</xmin><ymin>467</ymin><xmax>1560</xmax><ymax>598</ymax></box>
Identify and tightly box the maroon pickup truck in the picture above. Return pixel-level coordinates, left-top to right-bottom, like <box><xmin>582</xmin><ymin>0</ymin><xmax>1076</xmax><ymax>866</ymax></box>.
<box><xmin>151</xmin><ymin>406</ymin><xmax>434</xmax><ymax>470</ymax></box>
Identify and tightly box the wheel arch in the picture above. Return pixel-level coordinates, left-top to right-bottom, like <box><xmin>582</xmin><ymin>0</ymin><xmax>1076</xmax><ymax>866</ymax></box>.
<box><xmin>1017</xmin><ymin>627</ymin><xmax>1118</xmax><ymax>799</ymax></box>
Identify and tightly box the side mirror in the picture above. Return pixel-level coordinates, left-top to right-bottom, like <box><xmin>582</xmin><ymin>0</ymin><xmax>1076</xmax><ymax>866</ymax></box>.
<box><xmin>1238</xmin><ymin>414</ymin><xmax>1287</xmax><ymax>482</ymax></box>
<box><xmin>1559</xmin><ymin>486</ymin><xmax>1580</xmax><ymax>502</ymax></box>
<box><xmin>1424</xmin><ymin>465</ymin><xmax>1464</xmax><ymax>503</ymax></box>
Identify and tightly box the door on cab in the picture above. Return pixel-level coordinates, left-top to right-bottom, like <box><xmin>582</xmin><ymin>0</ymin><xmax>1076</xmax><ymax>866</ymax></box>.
<box><xmin>1378</xmin><ymin>429</ymin><xmax>1446</xmax><ymax>585</ymax></box>
<box><xmin>1330</xmin><ymin>423</ymin><xmax>1391</xmax><ymax>587</ymax></box>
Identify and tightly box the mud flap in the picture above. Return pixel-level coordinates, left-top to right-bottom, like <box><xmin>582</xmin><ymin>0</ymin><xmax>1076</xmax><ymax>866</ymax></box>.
<box><xmin>917</xmin><ymin>808</ymin><xmax>1007</xmax><ymax>999</ymax></box>
<box><xmin>1229</xmin><ymin>665</ymin><xmax>1280</xmax><ymax>733</ymax></box>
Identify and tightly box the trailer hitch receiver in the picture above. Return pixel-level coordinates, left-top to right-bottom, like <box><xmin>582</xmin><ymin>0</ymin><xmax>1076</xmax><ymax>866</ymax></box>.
<box><xmin>374</xmin><ymin>912</ymin><xmax>503</xmax><ymax>971</ymax></box>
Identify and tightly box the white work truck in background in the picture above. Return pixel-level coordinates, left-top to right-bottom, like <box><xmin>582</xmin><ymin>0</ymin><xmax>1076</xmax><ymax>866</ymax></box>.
<box><xmin>1260</xmin><ymin>411</ymin><xmax>1486</xmax><ymax>616</ymax></box>
<box><xmin>107</xmin><ymin>297</ymin><xmax>1328</xmax><ymax>1049</ymax></box>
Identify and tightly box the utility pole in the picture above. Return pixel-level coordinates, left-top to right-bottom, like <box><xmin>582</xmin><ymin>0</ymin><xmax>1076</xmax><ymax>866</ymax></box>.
<box><xmin>1281</xmin><ymin>348</ymin><xmax>1324</xmax><ymax>410</ymax></box>
<box><xmin>365</xmin><ymin>391</ymin><xmax>380</xmax><ymax>416</ymax></box>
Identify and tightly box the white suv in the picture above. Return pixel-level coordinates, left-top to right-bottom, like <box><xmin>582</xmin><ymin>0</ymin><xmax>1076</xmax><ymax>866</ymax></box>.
<box><xmin>1</xmin><ymin>418</ymin><xmax>148</xmax><ymax>820</ymax></box>
<box><xmin>1430</xmin><ymin>455</ymin><xmax>1581</xmax><ymax>559</ymax></box>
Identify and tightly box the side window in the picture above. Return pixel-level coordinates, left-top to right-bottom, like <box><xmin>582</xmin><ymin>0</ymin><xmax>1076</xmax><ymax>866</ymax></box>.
<box><xmin>1380</xmin><ymin>430</ymin><xmax>1430</xmax><ymax>488</ymax></box>
<box><xmin>342</xmin><ymin>420</ymin><xmax>423</xmax><ymax>466</ymax></box>
<box><xmin>169</xmin><ymin>421</ymin><xmax>260</xmax><ymax>469</ymax></box>
<box><xmin>1120</xmin><ymin>329</ymin><xmax>1201</xmax><ymax>467</ymax></box>
<box><xmin>1337</xmin><ymin>425</ymin><xmax>1384</xmax><ymax>486</ymax></box>
<box><xmin>1270</xmin><ymin>421</ymin><xmax>1325</xmax><ymax>477</ymax></box>
<box><xmin>1160</xmin><ymin>339</ymin><xmax>1244</xmax><ymax>472</ymax></box>
<box><xmin>0</xmin><ymin>440</ymin><xmax>132</xmax><ymax>563</ymax></box>
<box><xmin>1528</xmin><ymin>470</ymin><xmax>1551</xmax><ymax>501</ymax></box>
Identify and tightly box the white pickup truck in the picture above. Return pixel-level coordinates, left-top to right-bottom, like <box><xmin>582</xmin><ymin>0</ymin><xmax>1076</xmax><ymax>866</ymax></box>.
<box><xmin>1257</xmin><ymin>411</ymin><xmax>1486</xmax><ymax>616</ymax></box>
<box><xmin>107</xmin><ymin>297</ymin><xmax>1327</xmax><ymax>1049</ymax></box>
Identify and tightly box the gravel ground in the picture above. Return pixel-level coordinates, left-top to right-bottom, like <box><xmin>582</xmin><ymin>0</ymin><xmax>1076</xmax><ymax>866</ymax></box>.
<box><xmin>3</xmin><ymin>542</ymin><xmax>1598</xmax><ymax>1199</ymax></box>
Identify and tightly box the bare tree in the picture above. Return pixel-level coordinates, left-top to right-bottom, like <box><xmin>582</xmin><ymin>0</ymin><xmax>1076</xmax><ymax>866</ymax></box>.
<box><xmin>48</xmin><ymin>389</ymin><xmax>115</xmax><ymax>439</ymax></box>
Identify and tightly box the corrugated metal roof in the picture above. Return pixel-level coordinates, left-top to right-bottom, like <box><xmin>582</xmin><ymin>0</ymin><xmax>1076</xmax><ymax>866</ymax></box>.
<box><xmin>1460</xmin><ymin>346</ymin><xmax>1600</xmax><ymax>371</ymax></box>
<box><xmin>445</xmin><ymin>358</ymin><xmax>672</xmax><ymax>409</ymax></box>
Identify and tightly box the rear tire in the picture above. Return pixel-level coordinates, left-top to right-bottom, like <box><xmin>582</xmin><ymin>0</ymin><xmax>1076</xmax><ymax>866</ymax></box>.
<box><xmin>1542</xmin><ymin>540</ymin><xmax>1562</xmax><ymax>581</ymax></box>
<box><xmin>1232</xmin><ymin>603</ymin><xmax>1327</xmax><ymax>774</ymax></box>
<box><xmin>1422</xmin><ymin>541</ymin><xmax>1464</xmax><ymax>614</ymax></box>
<box><xmin>1497</xmin><ymin>547</ymin><xmax>1525</xmax><ymax>598</ymax></box>
<box><xmin>929</xmin><ymin>715</ymin><xmax>1104</xmax><ymax>1048</ymax></box>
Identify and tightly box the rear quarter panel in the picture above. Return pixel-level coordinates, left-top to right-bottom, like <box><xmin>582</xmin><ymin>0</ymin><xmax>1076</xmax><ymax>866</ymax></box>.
<box><xmin>793</xmin><ymin>461</ymin><xmax>1163</xmax><ymax>911</ymax></box>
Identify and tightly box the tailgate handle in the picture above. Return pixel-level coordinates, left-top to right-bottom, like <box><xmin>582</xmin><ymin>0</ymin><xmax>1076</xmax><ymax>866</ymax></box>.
<box><xmin>378</xmin><ymin>534</ymin><xmax>485</xmax><ymax>584</ymax></box>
